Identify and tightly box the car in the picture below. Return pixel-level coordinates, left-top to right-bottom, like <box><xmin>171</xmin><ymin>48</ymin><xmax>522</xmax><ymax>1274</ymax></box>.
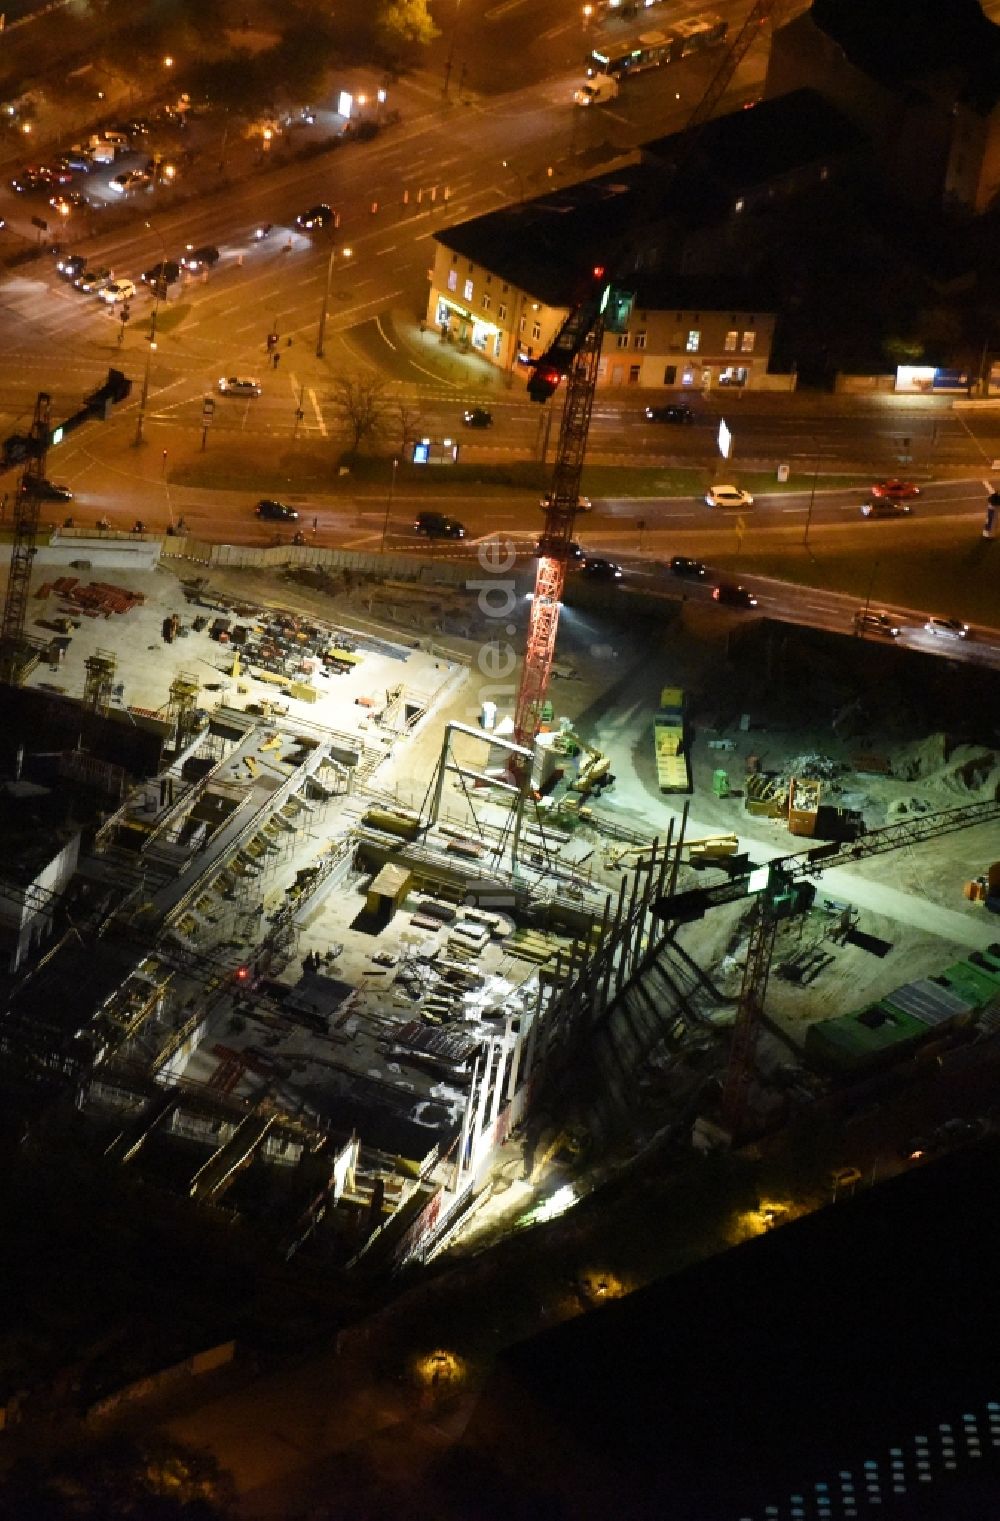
<box><xmin>646</xmin><ymin>403</ymin><xmax>694</xmax><ymax>424</ymax></box>
<box><xmin>50</xmin><ymin>192</ymin><xmax>89</xmax><ymax>217</ymax></box>
<box><xmin>669</xmin><ymin>555</ymin><xmax>706</xmax><ymax>579</ymax></box>
<box><xmin>75</xmin><ymin>266</ymin><xmax>112</xmax><ymax>294</ymax></box>
<box><xmin>463</xmin><ymin>408</ymin><xmax>493</xmax><ymax>428</ymax></box>
<box><xmin>218</xmin><ymin>376</ymin><xmax>262</xmax><ymax>397</ymax></box>
<box><xmin>541</xmin><ymin>491</ymin><xmax>592</xmax><ymax>512</ymax></box>
<box><xmin>2</xmin><ymin>434</ymin><xmax>32</xmax><ymax>466</ymax></box>
<box><xmin>55</xmin><ymin>252</ymin><xmax>87</xmax><ymax>279</ymax></box>
<box><xmin>713</xmin><ymin>582</ymin><xmax>758</xmax><ymax>608</ymax></box>
<box><xmin>295</xmin><ymin>203</ymin><xmax>333</xmax><ymax>231</ymax></box>
<box><xmin>855</xmin><ymin>609</ymin><xmax>900</xmax><ymax>638</ymax></box>
<box><xmin>871</xmin><ymin>478</ymin><xmax>920</xmax><ymax>501</ymax></box>
<box><xmin>415</xmin><ymin>511</ymin><xmax>466</xmax><ymax>539</ymax></box>
<box><xmin>57</xmin><ymin>149</ymin><xmax>94</xmax><ymax>172</ymax></box>
<box><xmin>180</xmin><ymin>244</ymin><xmax>220</xmax><ymax>273</ymax></box>
<box><xmin>705</xmin><ymin>484</ymin><xmax>754</xmax><ymax>509</ymax></box>
<box><xmin>141</xmin><ymin>259</ymin><xmax>181</xmax><ymax>287</ymax></box>
<box><xmin>11</xmin><ymin>169</ymin><xmax>51</xmax><ymax>193</ymax></box>
<box><xmin>580</xmin><ymin>556</ymin><xmax>623</xmax><ymax>580</ymax></box>
<box><xmin>256</xmin><ymin>499</ymin><xmax>299</xmax><ymax>522</ymax></box>
<box><xmin>535</xmin><ymin>538</ymin><xmax>583</xmax><ymax>560</ymax></box>
<box><xmin>109</xmin><ymin>169</ymin><xmax>150</xmax><ymax>195</ymax></box>
<box><xmin>924</xmin><ymin>616</ymin><xmax>970</xmax><ymax>641</ymax></box>
<box><xmin>860</xmin><ymin>499</ymin><xmax>912</xmax><ymax>518</ymax></box>
<box><xmin>39</xmin><ymin>162</ymin><xmax>73</xmax><ymax>184</ymax></box>
<box><xmin>98</xmin><ymin>279</ymin><xmax>136</xmax><ymax>304</ymax></box>
<box><xmin>19</xmin><ymin>477</ymin><xmax>73</xmax><ymax>501</ymax></box>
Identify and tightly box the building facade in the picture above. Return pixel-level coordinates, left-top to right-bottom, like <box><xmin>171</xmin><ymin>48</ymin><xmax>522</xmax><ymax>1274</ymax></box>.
<box><xmin>428</xmin><ymin>240</ymin><xmax>781</xmax><ymax>392</ymax></box>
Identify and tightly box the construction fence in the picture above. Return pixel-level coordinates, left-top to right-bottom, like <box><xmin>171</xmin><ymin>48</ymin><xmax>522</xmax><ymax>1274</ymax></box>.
<box><xmin>162</xmin><ymin>536</ymin><xmax>474</xmax><ymax>585</ymax></box>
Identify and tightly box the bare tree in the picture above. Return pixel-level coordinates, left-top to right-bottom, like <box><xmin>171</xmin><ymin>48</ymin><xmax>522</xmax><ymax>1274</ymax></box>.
<box><xmin>327</xmin><ymin>373</ymin><xmax>392</xmax><ymax>454</ymax></box>
<box><xmin>394</xmin><ymin>398</ymin><xmax>424</xmax><ymax>459</ymax></box>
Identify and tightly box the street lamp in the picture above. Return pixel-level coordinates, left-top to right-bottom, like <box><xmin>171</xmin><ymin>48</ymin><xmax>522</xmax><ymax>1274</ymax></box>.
<box><xmin>316</xmin><ymin>245</ymin><xmax>352</xmax><ymax>359</ymax></box>
<box><xmin>501</xmin><ymin>158</ymin><xmax>526</xmax><ymax>203</ymax></box>
<box><xmin>381</xmin><ymin>457</ymin><xmax>399</xmax><ymax>553</ymax></box>
<box><xmin>135</xmin><ymin>219</ymin><xmax>166</xmax><ymax>446</ymax></box>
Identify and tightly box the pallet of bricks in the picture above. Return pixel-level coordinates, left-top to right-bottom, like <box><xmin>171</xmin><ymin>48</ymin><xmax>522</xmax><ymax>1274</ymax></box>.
<box><xmin>50</xmin><ymin>577</ymin><xmax>144</xmax><ymax>618</ymax></box>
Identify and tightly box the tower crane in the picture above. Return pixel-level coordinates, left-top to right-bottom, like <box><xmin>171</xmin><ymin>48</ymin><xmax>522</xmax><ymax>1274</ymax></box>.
<box><xmin>0</xmin><ymin>392</ymin><xmax>53</xmax><ymax>687</ymax></box>
<box><xmin>514</xmin><ymin>0</ymin><xmax>782</xmax><ymax>751</ymax></box>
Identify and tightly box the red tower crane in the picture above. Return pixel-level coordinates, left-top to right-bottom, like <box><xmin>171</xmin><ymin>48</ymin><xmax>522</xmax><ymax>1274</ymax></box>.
<box><xmin>513</xmin><ymin>0</ymin><xmax>782</xmax><ymax>752</ymax></box>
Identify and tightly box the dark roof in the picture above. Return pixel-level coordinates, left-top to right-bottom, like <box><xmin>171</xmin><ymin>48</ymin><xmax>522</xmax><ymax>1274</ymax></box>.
<box><xmin>435</xmin><ymin>161</ymin><xmax>668</xmax><ymax>307</ymax></box>
<box><xmin>643</xmin><ymin>88</ymin><xmax>866</xmax><ymax>191</ymax></box>
<box><xmin>451</xmin><ymin>1139</ymin><xmax>1000</xmax><ymax>1521</ymax></box>
<box><xmin>436</xmin><ymin>94</ymin><xmax>860</xmax><ymax>306</ymax></box>
<box><xmin>627</xmin><ymin>273</ymin><xmax>776</xmax><ymax>315</ymax></box>
<box><xmin>812</xmin><ymin>0</ymin><xmax>1000</xmax><ymax>113</ymax></box>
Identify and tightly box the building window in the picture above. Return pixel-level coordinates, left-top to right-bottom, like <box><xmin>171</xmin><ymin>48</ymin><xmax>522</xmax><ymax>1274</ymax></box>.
<box><xmin>670</xmin><ymin>331</ymin><xmax>682</xmax><ymax>352</ymax></box>
<box><xmin>463</xmin><ymin>278</ymin><xmax>474</xmax><ymax>302</ymax></box>
<box><xmin>447</xmin><ymin>269</ymin><xmax>457</xmax><ymax>293</ymax></box>
<box><xmin>741</xmin><ymin>330</ymin><xmax>756</xmax><ymax>353</ymax></box>
<box><xmin>734</xmin><ymin>197</ymin><xmax>744</xmax><ymax>213</ymax></box>
<box><xmin>498</xmin><ymin>302</ymin><xmax>507</xmax><ymax>322</ymax></box>
<box><xmin>633</xmin><ymin>331</ymin><xmax>647</xmax><ymax>350</ymax></box>
<box><xmin>628</xmin><ymin>364</ymin><xmax>641</xmax><ymax>384</ymax></box>
<box><xmin>531</xmin><ymin>321</ymin><xmax>541</xmax><ymax>341</ymax></box>
<box><xmin>482</xmin><ymin>293</ymin><xmax>491</xmax><ymax>312</ymax></box>
<box><xmin>519</xmin><ymin>315</ymin><xmax>526</xmax><ymax>335</ymax></box>
<box><xmin>494</xmin><ymin>332</ymin><xmax>503</xmax><ymax>359</ymax></box>
<box><xmin>486</xmin><ymin>274</ymin><xmax>492</xmax><ymax>285</ymax></box>
<box><xmin>452</xmin><ymin>254</ymin><xmax>458</xmax><ymax>264</ymax></box>
<box><xmin>724</xmin><ymin>330</ymin><xmax>738</xmax><ymax>352</ymax></box>
<box><xmin>502</xmin><ymin>283</ymin><xmax>509</xmax><ymax>294</ymax></box>
<box><xmin>616</xmin><ymin>333</ymin><xmax>629</xmax><ymax>349</ymax></box>
<box><xmin>664</xmin><ymin>365</ymin><xmax>676</xmax><ymax>385</ymax></box>
<box><xmin>686</xmin><ymin>330</ymin><xmax>700</xmax><ymax>353</ymax></box>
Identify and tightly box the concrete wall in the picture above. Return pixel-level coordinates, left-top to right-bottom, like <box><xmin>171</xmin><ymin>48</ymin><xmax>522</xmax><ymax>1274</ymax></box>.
<box><xmin>0</xmin><ymin>534</ymin><xmax>162</xmax><ymax>571</ymax></box>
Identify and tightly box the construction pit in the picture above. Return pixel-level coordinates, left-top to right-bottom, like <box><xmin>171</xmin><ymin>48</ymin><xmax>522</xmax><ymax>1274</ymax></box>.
<box><xmin>6</xmin><ymin>556</ymin><xmax>1000</xmax><ymax>1264</ymax></box>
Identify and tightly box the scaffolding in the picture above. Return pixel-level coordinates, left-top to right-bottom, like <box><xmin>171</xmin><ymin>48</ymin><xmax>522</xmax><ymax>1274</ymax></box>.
<box><xmin>83</xmin><ymin>649</ymin><xmax>118</xmax><ymax>716</ymax></box>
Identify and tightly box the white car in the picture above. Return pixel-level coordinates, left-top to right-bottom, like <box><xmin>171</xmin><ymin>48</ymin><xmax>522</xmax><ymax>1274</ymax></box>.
<box><xmin>924</xmin><ymin>616</ymin><xmax>970</xmax><ymax>641</ymax></box>
<box><xmin>99</xmin><ymin>278</ymin><xmax>136</xmax><ymax>304</ymax></box>
<box><xmin>541</xmin><ymin>492</ymin><xmax>593</xmax><ymax>513</ymax></box>
<box><xmin>705</xmin><ymin>484</ymin><xmax>754</xmax><ymax>509</ymax></box>
<box><xmin>109</xmin><ymin>169</ymin><xmax>150</xmax><ymax>195</ymax></box>
<box><xmin>218</xmin><ymin>376</ymin><xmax>261</xmax><ymax>397</ymax></box>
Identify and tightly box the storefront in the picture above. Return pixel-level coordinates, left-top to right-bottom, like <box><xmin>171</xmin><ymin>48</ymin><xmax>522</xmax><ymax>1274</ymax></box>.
<box><xmin>434</xmin><ymin>295</ymin><xmax>503</xmax><ymax>360</ymax></box>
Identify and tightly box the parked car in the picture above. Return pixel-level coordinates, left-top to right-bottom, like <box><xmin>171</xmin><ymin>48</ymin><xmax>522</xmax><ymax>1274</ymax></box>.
<box><xmin>541</xmin><ymin>491</ymin><xmax>592</xmax><ymax>512</ymax></box>
<box><xmin>871</xmin><ymin>478</ymin><xmax>920</xmax><ymax>501</ymax></box>
<box><xmin>646</xmin><ymin>403</ymin><xmax>694</xmax><ymax>424</ymax></box>
<box><xmin>141</xmin><ymin>259</ymin><xmax>180</xmax><ymax>287</ymax></box>
<box><xmin>55</xmin><ymin>252</ymin><xmax>87</xmax><ymax>280</ymax></box>
<box><xmin>218</xmin><ymin>376</ymin><xmax>261</xmax><ymax>397</ymax></box>
<box><xmin>295</xmin><ymin>203</ymin><xmax>333</xmax><ymax>230</ymax></box>
<box><xmin>860</xmin><ymin>499</ymin><xmax>912</xmax><ymax>518</ymax></box>
<box><xmin>180</xmin><ymin>244</ymin><xmax>220</xmax><ymax>273</ymax></box>
<box><xmin>38</xmin><ymin>161</ymin><xmax>73</xmax><ymax>184</ymax></box>
<box><xmin>924</xmin><ymin>616</ymin><xmax>970</xmax><ymax>641</ymax></box>
<box><xmin>669</xmin><ymin>555</ymin><xmax>706</xmax><ymax>578</ymax></box>
<box><xmin>705</xmin><ymin>484</ymin><xmax>754</xmax><ymax>509</ymax></box>
<box><xmin>855</xmin><ymin>609</ymin><xmax>901</xmax><ymax>638</ymax></box>
<box><xmin>50</xmin><ymin>192</ymin><xmax>90</xmax><ymax>217</ymax></box>
<box><xmin>713</xmin><ymin>582</ymin><xmax>758</xmax><ymax>607</ymax></box>
<box><xmin>579</xmin><ymin>556</ymin><xmax>623</xmax><ymax>580</ymax></box>
<box><xmin>58</xmin><ymin>148</ymin><xmax>94</xmax><ymax>172</ymax></box>
<box><xmin>256</xmin><ymin>499</ymin><xmax>298</xmax><ymax>521</ymax></box>
<box><xmin>109</xmin><ymin>169</ymin><xmax>150</xmax><ymax>195</ymax></box>
<box><xmin>75</xmin><ymin>265</ymin><xmax>112</xmax><ymax>294</ymax></box>
<box><xmin>414</xmin><ymin>511</ymin><xmax>466</xmax><ymax>539</ymax></box>
<box><xmin>463</xmin><ymin>407</ymin><xmax>493</xmax><ymax>428</ymax></box>
<box><xmin>98</xmin><ymin>279</ymin><xmax>136</xmax><ymax>304</ymax></box>
<box><xmin>11</xmin><ymin>168</ymin><xmax>51</xmax><ymax>193</ymax></box>
<box><xmin>19</xmin><ymin>477</ymin><xmax>73</xmax><ymax>501</ymax></box>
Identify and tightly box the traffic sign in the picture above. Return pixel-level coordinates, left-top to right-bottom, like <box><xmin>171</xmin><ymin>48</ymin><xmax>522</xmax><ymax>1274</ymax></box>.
<box><xmin>202</xmin><ymin>396</ymin><xmax>215</xmax><ymax>425</ymax></box>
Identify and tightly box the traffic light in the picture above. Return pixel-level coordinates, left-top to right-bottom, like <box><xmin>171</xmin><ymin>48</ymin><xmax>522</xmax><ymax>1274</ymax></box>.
<box><xmin>527</xmin><ymin>364</ymin><xmax>563</xmax><ymax>404</ymax></box>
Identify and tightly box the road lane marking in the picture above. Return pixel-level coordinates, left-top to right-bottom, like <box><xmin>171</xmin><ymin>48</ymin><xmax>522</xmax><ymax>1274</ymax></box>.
<box><xmin>307</xmin><ymin>389</ymin><xmax>327</xmax><ymax>437</ymax></box>
<box><xmin>375</xmin><ymin>315</ymin><xmax>398</xmax><ymax>352</ymax></box>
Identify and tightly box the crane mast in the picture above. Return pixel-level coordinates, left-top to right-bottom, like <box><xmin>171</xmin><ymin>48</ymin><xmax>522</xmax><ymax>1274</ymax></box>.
<box><xmin>514</xmin><ymin>0</ymin><xmax>783</xmax><ymax>755</ymax></box>
<box><xmin>514</xmin><ymin>321</ymin><xmax>604</xmax><ymax>748</ymax></box>
<box><xmin>0</xmin><ymin>391</ymin><xmax>52</xmax><ymax>686</ymax></box>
